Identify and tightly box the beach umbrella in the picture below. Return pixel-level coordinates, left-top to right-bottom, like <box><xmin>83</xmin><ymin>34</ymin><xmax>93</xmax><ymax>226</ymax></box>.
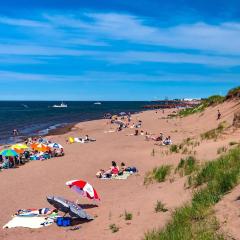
<box><xmin>68</xmin><ymin>201</ymin><xmax>93</xmax><ymax>220</ymax></box>
<box><xmin>47</xmin><ymin>196</ymin><xmax>70</xmax><ymax>213</ymax></box>
<box><xmin>11</xmin><ymin>144</ymin><xmax>28</xmax><ymax>150</ymax></box>
<box><xmin>11</xmin><ymin>144</ymin><xmax>28</xmax><ymax>153</ymax></box>
<box><xmin>48</xmin><ymin>143</ymin><xmax>63</xmax><ymax>149</ymax></box>
<box><xmin>113</xmin><ymin>120</ymin><xmax>125</xmax><ymax>126</ymax></box>
<box><xmin>47</xmin><ymin>196</ymin><xmax>93</xmax><ymax>220</ymax></box>
<box><xmin>38</xmin><ymin>138</ymin><xmax>49</xmax><ymax>144</ymax></box>
<box><xmin>66</xmin><ymin>180</ymin><xmax>100</xmax><ymax>201</ymax></box>
<box><xmin>31</xmin><ymin>143</ymin><xmax>50</xmax><ymax>152</ymax></box>
<box><xmin>0</xmin><ymin>149</ymin><xmax>18</xmax><ymax>157</ymax></box>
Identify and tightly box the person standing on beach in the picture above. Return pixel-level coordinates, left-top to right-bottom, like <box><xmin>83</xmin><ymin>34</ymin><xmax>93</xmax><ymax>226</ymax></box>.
<box><xmin>12</xmin><ymin>129</ymin><xmax>19</xmax><ymax>136</ymax></box>
<box><xmin>217</xmin><ymin>110</ymin><xmax>221</xmax><ymax>120</ymax></box>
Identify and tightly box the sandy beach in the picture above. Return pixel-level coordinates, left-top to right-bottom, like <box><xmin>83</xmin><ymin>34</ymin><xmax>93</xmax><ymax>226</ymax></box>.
<box><xmin>1</xmin><ymin>99</ymin><xmax>240</xmax><ymax>240</ymax></box>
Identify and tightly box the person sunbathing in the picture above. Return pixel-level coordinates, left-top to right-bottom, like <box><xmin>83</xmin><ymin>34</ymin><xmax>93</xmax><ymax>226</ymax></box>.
<box><xmin>163</xmin><ymin>136</ymin><xmax>172</xmax><ymax>145</ymax></box>
<box><xmin>96</xmin><ymin>161</ymin><xmax>119</xmax><ymax>178</ymax></box>
<box><xmin>110</xmin><ymin>161</ymin><xmax>119</xmax><ymax>175</ymax></box>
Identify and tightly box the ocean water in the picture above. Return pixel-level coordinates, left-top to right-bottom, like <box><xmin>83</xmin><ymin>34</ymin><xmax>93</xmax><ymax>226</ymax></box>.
<box><xmin>0</xmin><ymin>101</ymin><xmax>149</xmax><ymax>144</ymax></box>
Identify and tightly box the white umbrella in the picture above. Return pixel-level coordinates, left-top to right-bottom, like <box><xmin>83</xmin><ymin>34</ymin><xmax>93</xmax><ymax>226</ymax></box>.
<box><xmin>48</xmin><ymin>143</ymin><xmax>63</xmax><ymax>149</ymax></box>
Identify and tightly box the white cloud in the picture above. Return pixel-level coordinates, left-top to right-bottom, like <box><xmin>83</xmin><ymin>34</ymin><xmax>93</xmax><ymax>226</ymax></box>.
<box><xmin>101</xmin><ymin>51</ymin><xmax>240</xmax><ymax>66</ymax></box>
<box><xmin>0</xmin><ymin>44</ymin><xmax>97</xmax><ymax>56</ymax></box>
<box><xmin>0</xmin><ymin>12</ymin><xmax>240</xmax><ymax>67</ymax></box>
<box><xmin>0</xmin><ymin>70</ymin><xmax>238</xmax><ymax>83</ymax></box>
<box><xmin>0</xmin><ymin>16</ymin><xmax>49</xmax><ymax>28</ymax></box>
<box><xmin>47</xmin><ymin>12</ymin><xmax>240</xmax><ymax>56</ymax></box>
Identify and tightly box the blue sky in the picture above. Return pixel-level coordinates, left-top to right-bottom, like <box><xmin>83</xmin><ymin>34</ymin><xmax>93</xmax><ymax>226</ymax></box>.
<box><xmin>0</xmin><ymin>0</ymin><xmax>240</xmax><ymax>100</ymax></box>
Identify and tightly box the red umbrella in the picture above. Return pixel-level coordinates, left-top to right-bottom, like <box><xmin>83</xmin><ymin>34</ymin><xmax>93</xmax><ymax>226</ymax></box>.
<box><xmin>66</xmin><ymin>180</ymin><xmax>100</xmax><ymax>201</ymax></box>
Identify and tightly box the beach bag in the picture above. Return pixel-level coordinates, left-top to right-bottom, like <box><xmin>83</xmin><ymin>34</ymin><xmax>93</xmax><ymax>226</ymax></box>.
<box><xmin>125</xmin><ymin>167</ymin><xmax>137</xmax><ymax>173</ymax></box>
<box><xmin>56</xmin><ymin>217</ymin><xmax>71</xmax><ymax>227</ymax></box>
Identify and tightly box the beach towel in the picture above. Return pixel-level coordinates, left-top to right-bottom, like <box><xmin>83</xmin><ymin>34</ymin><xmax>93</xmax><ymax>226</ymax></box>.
<box><xmin>3</xmin><ymin>216</ymin><xmax>54</xmax><ymax>229</ymax></box>
<box><xmin>74</xmin><ymin>137</ymin><xmax>83</xmax><ymax>143</ymax></box>
<box><xmin>104</xmin><ymin>130</ymin><xmax>116</xmax><ymax>133</ymax></box>
<box><xmin>100</xmin><ymin>172</ymin><xmax>131</xmax><ymax>180</ymax></box>
<box><xmin>15</xmin><ymin>208</ymin><xmax>53</xmax><ymax>217</ymax></box>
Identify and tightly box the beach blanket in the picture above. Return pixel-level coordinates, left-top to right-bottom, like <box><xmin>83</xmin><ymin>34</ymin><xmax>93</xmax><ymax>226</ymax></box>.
<box><xmin>104</xmin><ymin>130</ymin><xmax>116</xmax><ymax>133</ymax></box>
<box><xmin>3</xmin><ymin>216</ymin><xmax>54</xmax><ymax>229</ymax></box>
<box><xmin>15</xmin><ymin>208</ymin><xmax>53</xmax><ymax>217</ymax></box>
<box><xmin>101</xmin><ymin>172</ymin><xmax>131</xmax><ymax>180</ymax></box>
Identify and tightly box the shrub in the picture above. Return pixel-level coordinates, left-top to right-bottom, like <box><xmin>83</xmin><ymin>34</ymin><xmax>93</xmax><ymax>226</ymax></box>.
<box><xmin>217</xmin><ymin>146</ymin><xmax>227</xmax><ymax>154</ymax></box>
<box><xmin>144</xmin><ymin>165</ymin><xmax>172</xmax><ymax>185</ymax></box>
<box><xmin>226</xmin><ymin>86</ymin><xmax>240</xmax><ymax>99</ymax></box>
<box><xmin>170</xmin><ymin>144</ymin><xmax>179</xmax><ymax>153</ymax></box>
<box><xmin>124</xmin><ymin>211</ymin><xmax>133</xmax><ymax>220</ymax></box>
<box><xmin>176</xmin><ymin>156</ymin><xmax>198</xmax><ymax>176</ymax></box>
<box><xmin>151</xmin><ymin>148</ymin><xmax>155</xmax><ymax>156</ymax></box>
<box><xmin>179</xmin><ymin>95</ymin><xmax>224</xmax><ymax>117</ymax></box>
<box><xmin>229</xmin><ymin>141</ymin><xmax>238</xmax><ymax>146</ymax></box>
<box><xmin>201</xmin><ymin>122</ymin><xmax>227</xmax><ymax>140</ymax></box>
<box><xmin>109</xmin><ymin>224</ymin><xmax>119</xmax><ymax>233</ymax></box>
<box><xmin>155</xmin><ymin>201</ymin><xmax>168</xmax><ymax>213</ymax></box>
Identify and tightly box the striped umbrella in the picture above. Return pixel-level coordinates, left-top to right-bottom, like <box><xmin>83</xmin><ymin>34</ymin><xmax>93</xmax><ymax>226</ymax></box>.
<box><xmin>0</xmin><ymin>149</ymin><xmax>18</xmax><ymax>157</ymax></box>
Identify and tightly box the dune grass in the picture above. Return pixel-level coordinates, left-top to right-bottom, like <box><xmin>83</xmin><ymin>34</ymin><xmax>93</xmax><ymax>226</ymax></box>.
<box><xmin>229</xmin><ymin>141</ymin><xmax>238</xmax><ymax>146</ymax></box>
<box><xmin>109</xmin><ymin>224</ymin><xmax>119</xmax><ymax>233</ymax></box>
<box><xmin>226</xmin><ymin>86</ymin><xmax>240</xmax><ymax>99</ymax></box>
<box><xmin>169</xmin><ymin>144</ymin><xmax>179</xmax><ymax>153</ymax></box>
<box><xmin>155</xmin><ymin>201</ymin><xmax>168</xmax><ymax>213</ymax></box>
<box><xmin>176</xmin><ymin>156</ymin><xmax>198</xmax><ymax>176</ymax></box>
<box><xmin>217</xmin><ymin>146</ymin><xmax>227</xmax><ymax>154</ymax></box>
<box><xmin>179</xmin><ymin>95</ymin><xmax>225</xmax><ymax>117</ymax></box>
<box><xmin>144</xmin><ymin>165</ymin><xmax>172</xmax><ymax>185</ymax></box>
<box><xmin>124</xmin><ymin>211</ymin><xmax>133</xmax><ymax>220</ymax></box>
<box><xmin>201</xmin><ymin>122</ymin><xmax>227</xmax><ymax>140</ymax></box>
<box><xmin>144</xmin><ymin>147</ymin><xmax>240</xmax><ymax>240</ymax></box>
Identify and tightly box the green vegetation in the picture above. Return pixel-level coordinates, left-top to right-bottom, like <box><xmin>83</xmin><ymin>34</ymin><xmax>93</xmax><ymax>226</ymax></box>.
<box><xmin>217</xmin><ymin>146</ymin><xmax>227</xmax><ymax>155</ymax></box>
<box><xmin>144</xmin><ymin>147</ymin><xmax>240</xmax><ymax>240</ymax></box>
<box><xmin>226</xmin><ymin>86</ymin><xmax>240</xmax><ymax>99</ymax></box>
<box><xmin>151</xmin><ymin>148</ymin><xmax>155</xmax><ymax>156</ymax></box>
<box><xmin>109</xmin><ymin>224</ymin><xmax>119</xmax><ymax>233</ymax></box>
<box><xmin>155</xmin><ymin>201</ymin><xmax>168</xmax><ymax>213</ymax></box>
<box><xmin>124</xmin><ymin>211</ymin><xmax>133</xmax><ymax>220</ymax></box>
<box><xmin>169</xmin><ymin>144</ymin><xmax>179</xmax><ymax>153</ymax></box>
<box><xmin>201</xmin><ymin>122</ymin><xmax>227</xmax><ymax>140</ymax></box>
<box><xmin>179</xmin><ymin>95</ymin><xmax>225</xmax><ymax>117</ymax></box>
<box><xmin>144</xmin><ymin>165</ymin><xmax>172</xmax><ymax>185</ymax></box>
<box><xmin>169</xmin><ymin>138</ymin><xmax>200</xmax><ymax>155</ymax></box>
<box><xmin>176</xmin><ymin>156</ymin><xmax>198</xmax><ymax>176</ymax></box>
<box><xmin>229</xmin><ymin>141</ymin><xmax>238</xmax><ymax>146</ymax></box>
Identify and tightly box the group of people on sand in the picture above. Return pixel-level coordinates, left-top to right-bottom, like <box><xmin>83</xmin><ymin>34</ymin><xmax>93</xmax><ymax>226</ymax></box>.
<box><xmin>0</xmin><ymin>137</ymin><xmax>64</xmax><ymax>170</ymax></box>
<box><xmin>96</xmin><ymin>161</ymin><xmax>137</xmax><ymax>179</ymax></box>
<box><xmin>146</xmin><ymin>133</ymin><xmax>172</xmax><ymax>145</ymax></box>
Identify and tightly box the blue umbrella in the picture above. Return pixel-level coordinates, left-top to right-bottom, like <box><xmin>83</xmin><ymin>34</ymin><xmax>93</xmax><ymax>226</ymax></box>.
<box><xmin>0</xmin><ymin>149</ymin><xmax>18</xmax><ymax>157</ymax></box>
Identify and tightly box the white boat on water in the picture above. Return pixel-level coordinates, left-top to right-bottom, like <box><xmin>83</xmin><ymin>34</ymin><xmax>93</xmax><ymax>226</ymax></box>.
<box><xmin>52</xmin><ymin>102</ymin><xmax>68</xmax><ymax>108</ymax></box>
<box><xmin>94</xmin><ymin>102</ymin><xmax>102</xmax><ymax>105</ymax></box>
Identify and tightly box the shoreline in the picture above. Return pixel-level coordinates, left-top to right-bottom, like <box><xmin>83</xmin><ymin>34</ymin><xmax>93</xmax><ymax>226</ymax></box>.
<box><xmin>0</xmin><ymin>109</ymin><xmax>146</xmax><ymax>146</ymax></box>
